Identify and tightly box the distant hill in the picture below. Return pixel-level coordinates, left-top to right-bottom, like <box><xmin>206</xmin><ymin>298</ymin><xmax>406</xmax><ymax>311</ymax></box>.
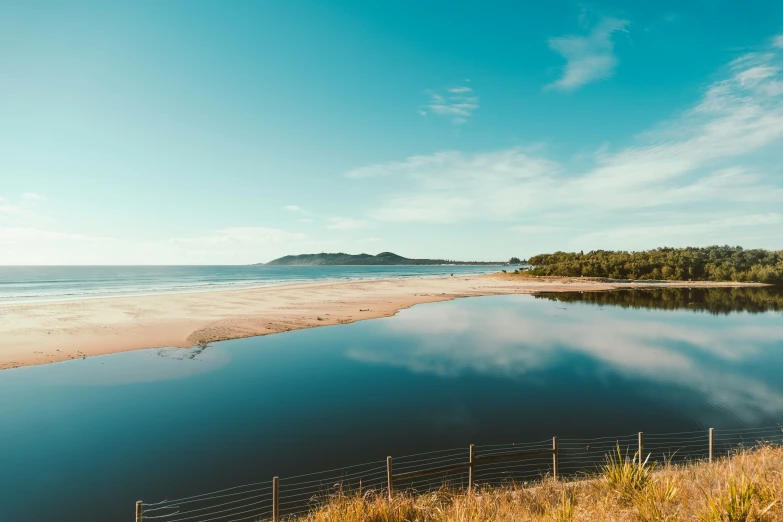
<box><xmin>262</xmin><ymin>252</ymin><xmax>503</xmax><ymax>266</ymax></box>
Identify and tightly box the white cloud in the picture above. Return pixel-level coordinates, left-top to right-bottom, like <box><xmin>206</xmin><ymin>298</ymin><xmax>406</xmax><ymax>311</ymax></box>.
<box><xmin>546</xmin><ymin>17</ymin><xmax>630</xmax><ymax>91</ymax></box>
<box><xmin>774</xmin><ymin>34</ymin><xmax>783</xmax><ymax>49</ymax></box>
<box><xmin>372</xmin><ymin>195</ymin><xmax>473</xmax><ymax>224</ymax></box>
<box><xmin>0</xmin><ymin>226</ymin><xmax>111</xmax><ymax>243</ymax></box>
<box><xmin>0</xmin><ymin>193</ymin><xmax>46</xmax><ymax>222</ymax></box>
<box><xmin>736</xmin><ymin>65</ymin><xmax>778</xmax><ymax>85</ymax></box>
<box><xmin>0</xmin><ymin>225</ymin><xmax>116</xmax><ymax>265</ymax></box>
<box><xmin>575</xmin><ymin>214</ymin><xmax>781</xmax><ymax>247</ymax></box>
<box><xmin>349</xmin><ymin>148</ymin><xmax>561</xmax><ymax>222</ymax></box>
<box><xmin>347</xmin><ymin>37</ymin><xmax>783</xmax><ymax>249</ymax></box>
<box><xmin>284</xmin><ymin>205</ymin><xmax>314</xmax><ymax>219</ymax></box>
<box><xmin>509</xmin><ymin>225</ymin><xmax>567</xmax><ymax>234</ymax></box>
<box><xmin>166</xmin><ymin>226</ymin><xmax>306</xmax><ymax>246</ymax></box>
<box><xmin>0</xmin><ymin>224</ymin><xmax>327</xmax><ymax>265</ymax></box>
<box><xmin>157</xmin><ymin>226</ymin><xmax>329</xmax><ymax>264</ymax></box>
<box><xmin>421</xmin><ymin>85</ymin><xmax>479</xmax><ymax>124</ymax></box>
<box><xmin>0</xmin><ymin>203</ymin><xmax>23</xmax><ymax>216</ymax></box>
<box><xmin>326</xmin><ymin>217</ymin><xmax>370</xmax><ymax>230</ymax></box>
<box><xmin>157</xmin><ymin>226</ymin><xmax>317</xmax><ymax>263</ymax></box>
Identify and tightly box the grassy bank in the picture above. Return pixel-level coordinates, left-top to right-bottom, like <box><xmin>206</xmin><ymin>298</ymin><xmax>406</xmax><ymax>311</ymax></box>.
<box><xmin>294</xmin><ymin>444</ymin><xmax>782</xmax><ymax>522</ymax></box>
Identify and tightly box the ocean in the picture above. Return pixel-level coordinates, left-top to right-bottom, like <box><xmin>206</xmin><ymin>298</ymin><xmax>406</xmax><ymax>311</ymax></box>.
<box><xmin>0</xmin><ymin>264</ymin><xmax>504</xmax><ymax>304</ymax></box>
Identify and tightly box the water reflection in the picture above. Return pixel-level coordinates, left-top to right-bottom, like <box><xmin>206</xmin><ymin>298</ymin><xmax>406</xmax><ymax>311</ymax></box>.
<box><xmin>1</xmin><ymin>288</ymin><xmax>781</xmax><ymax>522</ymax></box>
<box><xmin>347</xmin><ymin>292</ymin><xmax>783</xmax><ymax>423</ymax></box>
<box><xmin>535</xmin><ymin>286</ymin><xmax>783</xmax><ymax>314</ymax></box>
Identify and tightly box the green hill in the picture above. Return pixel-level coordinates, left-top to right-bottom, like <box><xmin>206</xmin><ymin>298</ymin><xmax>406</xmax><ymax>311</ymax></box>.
<box><xmin>263</xmin><ymin>252</ymin><xmax>502</xmax><ymax>266</ymax></box>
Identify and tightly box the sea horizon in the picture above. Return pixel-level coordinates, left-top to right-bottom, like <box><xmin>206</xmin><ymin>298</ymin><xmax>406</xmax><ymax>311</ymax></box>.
<box><xmin>0</xmin><ymin>264</ymin><xmax>504</xmax><ymax>304</ymax></box>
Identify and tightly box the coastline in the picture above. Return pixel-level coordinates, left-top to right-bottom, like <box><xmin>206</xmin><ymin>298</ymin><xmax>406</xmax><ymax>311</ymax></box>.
<box><xmin>0</xmin><ymin>274</ymin><xmax>769</xmax><ymax>371</ymax></box>
<box><xmin>0</xmin><ymin>265</ymin><xmax>503</xmax><ymax>305</ymax></box>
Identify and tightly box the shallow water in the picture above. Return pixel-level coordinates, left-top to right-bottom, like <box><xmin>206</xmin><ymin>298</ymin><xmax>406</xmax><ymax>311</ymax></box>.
<box><xmin>0</xmin><ymin>288</ymin><xmax>782</xmax><ymax>521</ymax></box>
<box><xmin>0</xmin><ymin>265</ymin><xmax>502</xmax><ymax>303</ymax></box>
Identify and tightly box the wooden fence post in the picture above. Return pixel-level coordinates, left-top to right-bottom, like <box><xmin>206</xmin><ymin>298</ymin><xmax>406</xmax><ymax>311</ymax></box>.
<box><xmin>387</xmin><ymin>456</ymin><xmax>393</xmax><ymax>502</ymax></box>
<box><xmin>272</xmin><ymin>476</ymin><xmax>279</xmax><ymax>522</ymax></box>
<box><xmin>709</xmin><ymin>428</ymin><xmax>714</xmax><ymax>463</ymax></box>
<box><xmin>638</xmin><ymin>432</ymin><xmax>644</xmax><ymax>468</ymax></box>
<box><xmin>136</xmin><ymin>500</ymin><xmax>142</xmax><ymax>522</ymax></box>
<box><xmin>552</xmin><ymin>437</ymin><xmax>558</xmax><ymax>480</ymax></box>
<box><xmin>468</xmin><ymin>444</ymin><xmax>475</xmax><ymax>491</ymax></box>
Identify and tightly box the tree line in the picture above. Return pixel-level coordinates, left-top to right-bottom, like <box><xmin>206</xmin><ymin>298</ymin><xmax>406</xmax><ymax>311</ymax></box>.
<box><xmin>535</xmin><ymin>287</ymin><xmax>783</xmax><ymax>315</ymax></box>
<box><xmin>527</xmin><ymin>246</ymin><xmax>783</xmax><ymax>283</ymax></box>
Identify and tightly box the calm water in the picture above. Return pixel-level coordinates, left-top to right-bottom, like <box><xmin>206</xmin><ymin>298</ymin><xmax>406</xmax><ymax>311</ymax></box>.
<box><xmin>0</xmin><ymin>265</ymin><xmax>503</xmax><ymax>303</ymax></box>
<box><xmin>1</xmin><ymin>288</ymin><xmax>782</xmax><ymax>521</ymax></box>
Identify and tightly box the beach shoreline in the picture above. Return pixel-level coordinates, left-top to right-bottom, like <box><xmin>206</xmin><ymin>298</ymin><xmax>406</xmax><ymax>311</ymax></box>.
<box><xmin>0</xmin><ymin>274</ymin><xmax>769</xmax><ymax>371</ymax></box>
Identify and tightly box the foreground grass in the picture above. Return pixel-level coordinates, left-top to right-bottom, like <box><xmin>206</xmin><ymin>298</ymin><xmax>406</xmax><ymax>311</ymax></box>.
<box><xmin>295</xmin><ymin>445</ymin><xmax>782</xmax><ymax>522</ymax></box>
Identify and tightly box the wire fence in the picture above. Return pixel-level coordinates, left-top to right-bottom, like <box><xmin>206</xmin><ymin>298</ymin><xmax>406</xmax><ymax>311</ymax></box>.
<box><xmin>137</xmin><ymin>424</ymin><xmax>782</xmax><ymax>522</ymax></box>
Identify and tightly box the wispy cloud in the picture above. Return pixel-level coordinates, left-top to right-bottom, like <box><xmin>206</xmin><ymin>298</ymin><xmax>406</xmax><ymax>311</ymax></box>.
<box><xmin>546</xmin><ymin>17</ymin><xmax>630</xmax><ymax>91</ymax></box>
<box><xmin>0</xmin><ymin>225</ymin><xmax>115</xmax><ymax>265</ymax></box>
<box><xmin>283</xmin><ymin>205</ymin><xmax>317</xmax><ymax>220</ymax></box>
<box><xmin>372</xmin><ymin>195</ymin><xmax>473</xmax><ymax>224</ymax></box>
<box><xmin>774</xmin><ymin>33</ymin><xmax>783</xmax><ymax>49</ymax></box>
<box><xmin>0</xmin><ymin>202</ymin><xmax>23</xmax><ymax>216</ymax></box>
<box><xmin>347</xmin><ymin>36</ymin><xmax>783</xmax><ymax>249</ymax></box>
<box><xmin>420</xmin><ymin>85</ymin><xmax>479</xmax><ymax>124</ymax></box>
<box><xmin>166</xmin><ymin>226</ymin><xmax>307</xmax><ymax>247</ymax></box>
<box><xmin>0</xmin><ymin>193</ymin><xmax>47</xmax><ymax>222</ymax></box>
<box><xmin>326</xmin><ymin>217</ymin><xmax>370</xmax><ymax>230</ymax></box>
<box><xmin>0</xmin><ymin>224</ymin><xmax>325</xmax><ymax>265</ymax></box>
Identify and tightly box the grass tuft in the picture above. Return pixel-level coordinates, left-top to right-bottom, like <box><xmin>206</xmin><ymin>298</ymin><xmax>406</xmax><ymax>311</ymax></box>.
<box><xmin>601</xmin><ymin>445</ymin><xmax>655</xmax><ymax>501</ymax></box>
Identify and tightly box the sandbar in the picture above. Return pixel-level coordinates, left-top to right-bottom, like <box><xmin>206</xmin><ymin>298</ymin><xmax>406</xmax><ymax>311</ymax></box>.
<box><xmin>0</xmin><ymin>274</ymin><xmax>767</xmax><ymax>370</ymax></box>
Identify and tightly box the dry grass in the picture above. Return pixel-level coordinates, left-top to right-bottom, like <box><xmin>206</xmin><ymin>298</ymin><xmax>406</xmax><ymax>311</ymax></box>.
<box><xmin>291</xmin><ymin>445</ymin><xmax>783</xmax><ymax>522</ymax></box>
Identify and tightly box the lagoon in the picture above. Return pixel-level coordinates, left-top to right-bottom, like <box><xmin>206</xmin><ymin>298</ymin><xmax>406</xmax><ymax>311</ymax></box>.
<box><xmin>1</xmin><ymin>288</ymin><xmax>782</xmax><ymax>521</ymax></box>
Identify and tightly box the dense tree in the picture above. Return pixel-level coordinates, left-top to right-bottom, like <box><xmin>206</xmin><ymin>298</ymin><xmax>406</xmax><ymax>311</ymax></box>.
<box><xmin>509</xmin><ymin>257</ymin><xmax>522</xmax><ymax>264</ymax></box>
<box><xmin>528</xmin><ymin>246</ymin><xmax>783</xmax><ymax>283</ymax></box>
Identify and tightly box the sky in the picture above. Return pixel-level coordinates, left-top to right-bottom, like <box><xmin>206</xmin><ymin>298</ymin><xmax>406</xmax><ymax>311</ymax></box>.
<box><xmin>1</xmin><ymin>0</ymin><xmax>783</xmax><ymax>264</ymax></box>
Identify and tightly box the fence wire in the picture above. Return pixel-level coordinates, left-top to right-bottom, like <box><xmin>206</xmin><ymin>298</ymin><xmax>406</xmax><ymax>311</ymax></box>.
<box><xmin>140</xmin><ymin>425</ymin><xmax>782</xmax><ymax>522</ymax></box>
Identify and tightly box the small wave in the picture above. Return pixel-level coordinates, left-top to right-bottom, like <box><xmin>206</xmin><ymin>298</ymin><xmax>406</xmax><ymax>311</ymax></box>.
<box><xmin>0</xmin><ymin>266</ymin><xmax>500</xmax><ymax>304</ymax></box>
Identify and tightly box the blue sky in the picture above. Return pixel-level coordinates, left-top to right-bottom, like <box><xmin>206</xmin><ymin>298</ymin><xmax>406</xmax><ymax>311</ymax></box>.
<box><xmin>1</xmin><ymin>1</ymin><xmax>782</xmax><ymax>264</ymax></box>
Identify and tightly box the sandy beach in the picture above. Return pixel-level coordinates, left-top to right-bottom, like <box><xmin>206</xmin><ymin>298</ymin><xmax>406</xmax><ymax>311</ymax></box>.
<box><xmin>0</xmin><ymin>274</ymin><xmax>768</xmax><ymax>370</ymax></box>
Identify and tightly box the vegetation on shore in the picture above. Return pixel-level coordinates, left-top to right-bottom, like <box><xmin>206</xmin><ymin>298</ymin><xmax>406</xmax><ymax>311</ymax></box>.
<box><xmin>263</xmin><ymin>252</ymin><xmax>504</xmax><ymax>266</ymax></box>
<box><xmin>527</xmin><ymin>246</ymin><xmax>783</xmax><ymax>283</ymax></box>
<box><xmin>535</xmin><ymin>287</ymin><xmax>783</xmax><ymax>315</ymax></box>
<box><xmin>293</xmin><ymin>444</ymin><xmax>782</xmax><ymax>522</ymax></box>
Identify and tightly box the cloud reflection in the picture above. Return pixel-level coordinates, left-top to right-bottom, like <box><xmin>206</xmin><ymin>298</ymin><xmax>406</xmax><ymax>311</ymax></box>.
<box><xmin>346</xmin><ymin>296</ymin><xmax>783</xmax><ymax>422</ymax></box>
